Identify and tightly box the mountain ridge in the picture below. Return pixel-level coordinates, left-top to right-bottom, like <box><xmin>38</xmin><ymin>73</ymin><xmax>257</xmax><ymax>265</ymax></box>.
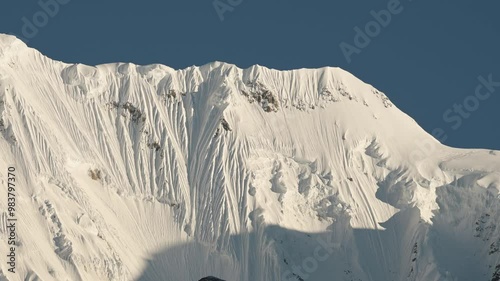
<box><xmin>0</xmin><ymin>34</ymin><xmax>394</xmax><ymax>112</ymax></box>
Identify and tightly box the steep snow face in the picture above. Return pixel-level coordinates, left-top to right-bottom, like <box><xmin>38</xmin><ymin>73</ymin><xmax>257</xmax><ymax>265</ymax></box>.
<box><xmin>0</xmin><ymin>34</ymin><xmax>499</xmax><ymax>281</ymax></box>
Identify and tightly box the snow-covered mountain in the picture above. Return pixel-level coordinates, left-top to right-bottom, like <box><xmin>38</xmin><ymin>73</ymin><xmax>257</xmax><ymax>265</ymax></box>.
<box><xmin>0</xmin><ymin>33</ymin><xmax>499</xmax><ymax>281</ymax></box>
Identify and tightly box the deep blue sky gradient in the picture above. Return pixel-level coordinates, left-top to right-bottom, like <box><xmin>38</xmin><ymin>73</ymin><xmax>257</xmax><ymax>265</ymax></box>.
<box><xmin>1</xmin><ymin>0</ymin><xmax>499</xmax><ymax>149</ymax></box>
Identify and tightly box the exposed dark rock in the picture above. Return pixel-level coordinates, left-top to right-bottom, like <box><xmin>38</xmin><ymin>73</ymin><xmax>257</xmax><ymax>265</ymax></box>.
<box><xmin>199</xmin><ymin>276</ymin><xmax>225</xmax><ymax>281</ymax></box>
<box><xmin>88</xmin><ymin>169</ymin><xmax>102</xmax><ymax>181</ymax></box>
<box><xmin>147</xmin><ymin>141</ymin><xmax>161</xmax><ymax>152</ymax></box>
<box><xmin>107</xmin><ymin>101</ymin><xmax>146</xmax><ymax>123</ymax></box>
<box><xmin>492</xmin><ymin>264</ymin><xmax>500</xmax><ymax>281</ymax></box>
<box><xmin>242</xmin><ymin>81</ymin><xmax>279</xmax><ymax>112</ymax></box>
<box><xmin>221</xmin><ymin>118</ymin><xmax>232</xmax><ymax>131</ymax></box>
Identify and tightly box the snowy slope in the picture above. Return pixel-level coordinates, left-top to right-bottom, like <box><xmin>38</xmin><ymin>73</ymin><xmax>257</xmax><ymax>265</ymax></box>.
<box><xmin>0</xmin><ymin>34</ymin><xmax>499</xmax><ymax>281</ymax></box>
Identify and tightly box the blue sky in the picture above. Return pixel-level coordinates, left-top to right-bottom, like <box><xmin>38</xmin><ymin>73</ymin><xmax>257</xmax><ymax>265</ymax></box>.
<box><xmin>1</xmin><ymin>0</ymin><xmax>499</xmax><ymax>149</ymax></box>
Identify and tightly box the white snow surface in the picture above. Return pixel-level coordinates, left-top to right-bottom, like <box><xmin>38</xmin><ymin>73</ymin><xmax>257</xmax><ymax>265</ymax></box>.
<box><xmin>0</xmin><ymin>34</ymin><xmax>499</xmax><ymax>281</ymax></box>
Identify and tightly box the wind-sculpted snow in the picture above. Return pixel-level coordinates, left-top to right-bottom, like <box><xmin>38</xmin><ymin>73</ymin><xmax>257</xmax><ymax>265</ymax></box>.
<box><xmin>0</xmin><ymin>34</ymin><xmax>499</xmax><ymax>281</ymax></box>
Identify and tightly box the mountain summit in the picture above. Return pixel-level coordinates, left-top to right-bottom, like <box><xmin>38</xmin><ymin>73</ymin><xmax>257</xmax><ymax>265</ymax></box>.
<box><xmin>0</xmin><ymin>34</ymin><xmax>499</xmax><ymax>281</ymax></box>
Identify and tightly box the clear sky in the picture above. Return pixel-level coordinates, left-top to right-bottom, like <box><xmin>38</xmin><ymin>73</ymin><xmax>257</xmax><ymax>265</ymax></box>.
<box><xmin>1</xmin><ymin>0</ymin><xmax>499</xmax><ymax>149</ymax></box>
